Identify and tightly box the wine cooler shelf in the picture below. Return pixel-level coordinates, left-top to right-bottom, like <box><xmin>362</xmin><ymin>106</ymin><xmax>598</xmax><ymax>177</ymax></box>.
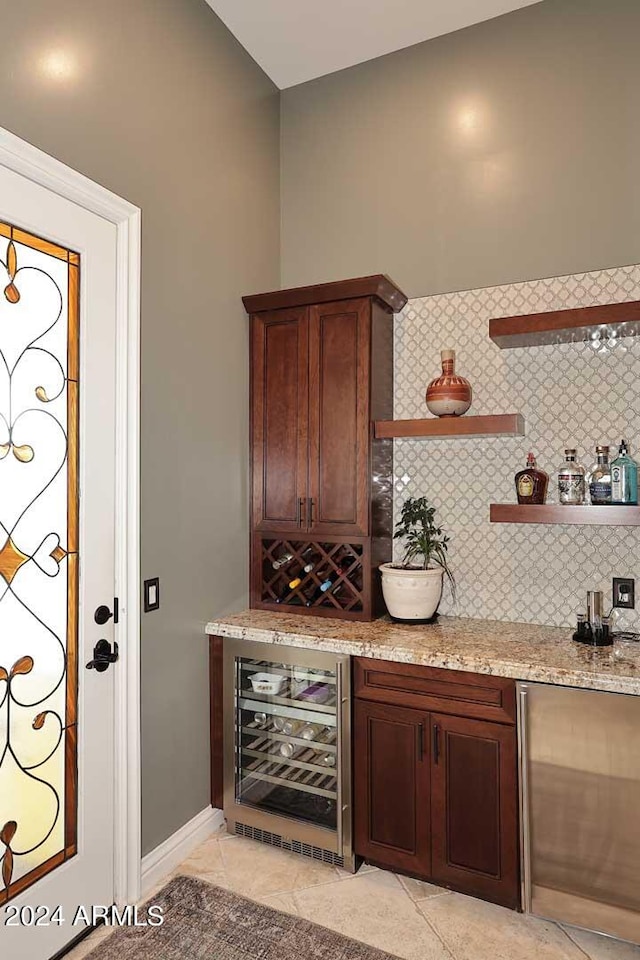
<box><xmin>241</xmin><ymin>727</ymin><xmax>338</xmax><ymax>798</ymax></box>
<box><xmin>258</xmin><ymin>539</ymin><xmax>365</xmax><ymax>614</ymax></box>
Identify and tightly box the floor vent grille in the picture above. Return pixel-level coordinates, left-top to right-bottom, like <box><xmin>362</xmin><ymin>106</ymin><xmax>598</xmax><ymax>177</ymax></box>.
<box><xmin>234</xmin><ymin>822</ymin><xmax>344</xmax><ymax>868</ymax></box>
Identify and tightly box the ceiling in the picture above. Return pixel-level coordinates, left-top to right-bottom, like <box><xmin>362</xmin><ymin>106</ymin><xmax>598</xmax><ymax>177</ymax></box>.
<box><xmin>204</xmin><ymin>0</ymin><xmax>543</xmax><ymax>89</ymax></box>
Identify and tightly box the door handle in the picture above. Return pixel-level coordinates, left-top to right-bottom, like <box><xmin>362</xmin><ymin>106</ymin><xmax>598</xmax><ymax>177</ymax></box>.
<box><xmin>432</xmin><ymin>723</ymin><xmax>440</xmax><ymax>764</ymax></box>
<box><xmin>297</xmin><ymin>497</ymin><xmax>305</xmax><ymax>527</ymax></box>
<box><xmin>307</xmin><ymin>498</ymin><xmax>314</xmax><ymax>525</ymax></box>
<box><xmin>417</xmin><ymin>722</ymin><xmax>424</xmax><ymax>761</ymax></box>
<box><xmin>86</xmin><ymin>639</ymin><xmax>119</xmax><ymax>673</ymax></box>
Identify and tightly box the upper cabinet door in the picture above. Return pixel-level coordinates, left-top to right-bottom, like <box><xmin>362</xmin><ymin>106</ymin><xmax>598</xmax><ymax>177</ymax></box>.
<box><xmin>308</xmin><ymin>298</ymin><xmax>370</xmax><ymax>536</ymax></box>
<box><xmin>251</xmin><ymin>308</ymin><xmax>309</xmax><ymax>531</ymax></box>
<box><xmin>430</xmin><ymin>713</ymin><xmax>520</xmax><ymax>909</ymax></box>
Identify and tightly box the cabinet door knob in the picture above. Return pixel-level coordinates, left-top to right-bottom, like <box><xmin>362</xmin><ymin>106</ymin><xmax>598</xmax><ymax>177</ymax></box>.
<box><xmin>432</xmin><ymin>723</ymin><xmax>440</xmax><ymax>764</ymax></box>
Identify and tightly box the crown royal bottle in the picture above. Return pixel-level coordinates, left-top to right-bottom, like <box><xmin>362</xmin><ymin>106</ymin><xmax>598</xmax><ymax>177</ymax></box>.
<box><xmin>515</xmin><ymin>452</ymin><xmax>548</xmax><ymax>505</ymax></box>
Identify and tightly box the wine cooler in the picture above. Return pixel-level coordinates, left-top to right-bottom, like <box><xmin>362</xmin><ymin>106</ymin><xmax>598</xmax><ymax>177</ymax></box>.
<box><xmin>223</xmin><ymin>637</ymin><xmax>354</xmax><ymax>871</ymax></box>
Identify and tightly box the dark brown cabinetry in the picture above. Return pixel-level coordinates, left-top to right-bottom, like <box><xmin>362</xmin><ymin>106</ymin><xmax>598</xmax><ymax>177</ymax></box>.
<box><xmin>251</xmin><ymin>308</ymin><xmax>309</xmax><ymax>532</ymax></box>
<box><xmin>308</xmin><ymin>298</ymin><xmax>370</xmax><ymax>536</ymax></box>
<box><xmin>244</xmin><ymin>276</ymin><xmax>407</xmax><ymax>620</ymax></box>
<box><xmin>354</xmin><ymin>657</ymin><xmax>520</xmax><ymax>909</ymax></box>
<box><xmin>354</xmin><ymin>699</ymin><xmax>431</xmax><ymax>877</ymax></box>
<box><xmin>430</xmin><ymin>713</ymin><xmax>519</xmax><ymax>907</ymax></box>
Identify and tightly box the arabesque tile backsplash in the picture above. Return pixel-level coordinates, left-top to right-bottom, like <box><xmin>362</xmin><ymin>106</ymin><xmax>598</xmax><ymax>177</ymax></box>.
<box><xmin>393</xmin><ymin>263</ymin><xmax>640</xmax><ymax>629</ymax></box>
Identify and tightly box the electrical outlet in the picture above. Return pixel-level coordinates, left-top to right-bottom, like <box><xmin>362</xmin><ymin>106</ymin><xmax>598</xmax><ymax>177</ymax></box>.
<box><xmin>613</xmin><ymin>577</ymin><xmax>635</xmax><ymax>610</ymax></box>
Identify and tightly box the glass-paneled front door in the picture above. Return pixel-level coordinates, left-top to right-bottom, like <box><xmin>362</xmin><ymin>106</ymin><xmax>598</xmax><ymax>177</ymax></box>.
<box><xmin>0</xmin><ymin>160</ymin><xmax>119</xmax><ymax>960</ymax></box>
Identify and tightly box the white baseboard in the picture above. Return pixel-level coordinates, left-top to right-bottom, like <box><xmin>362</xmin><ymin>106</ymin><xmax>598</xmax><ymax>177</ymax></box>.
<box><xmin>141</xmin><ymin>806</ymin><xmax>224</xmax><ymax>896</ymax></box>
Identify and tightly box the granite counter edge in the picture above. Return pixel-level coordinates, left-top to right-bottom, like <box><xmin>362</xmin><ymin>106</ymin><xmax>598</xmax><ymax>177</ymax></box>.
<box><xmin>205</xmin><ymin>621</ymin><xmax>640</xmax><ymax>697</ymax></box>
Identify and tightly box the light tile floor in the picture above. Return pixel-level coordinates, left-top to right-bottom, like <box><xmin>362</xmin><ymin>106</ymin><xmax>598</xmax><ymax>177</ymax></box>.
<box><xmin>67</xmin><ymin>826</ymin><xmax>640</xmax><ymax>960</ymax></box>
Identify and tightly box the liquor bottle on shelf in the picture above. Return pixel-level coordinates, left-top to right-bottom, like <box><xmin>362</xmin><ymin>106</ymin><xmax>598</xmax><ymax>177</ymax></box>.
<box><xmin>253</xmin><ymin>712</ymin><xmax>268</xmax><ymax>728</ymax></box>
<box><xmin>587</xmin><ymin>445</ymin><xmax>612</xmax><ymax>505</ymax></box>
<box><xmin>279</xmin><ymin>741</ymin><xmax>302</xmax><ymax>759</ymax></box>
<box><xmin>611</xmin><ymin>440</ymin><xmax>638</xmax><ymax>505</ymax></box>
<box><xmin>557</xmin><ymin>448</ymin><xmax>586</xmax><ymax>504</ymax></box>
<box><xmin>515</xmin><ymin>452</ymin><xmax>548</xmax><ymax>504</ymax></box>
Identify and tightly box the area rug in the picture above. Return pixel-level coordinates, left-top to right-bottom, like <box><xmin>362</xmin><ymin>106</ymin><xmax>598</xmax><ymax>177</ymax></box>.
<box><xmin>84</xmin><ymin>874</ymin><xmax>400</xmax><ymax>959</ymax></box>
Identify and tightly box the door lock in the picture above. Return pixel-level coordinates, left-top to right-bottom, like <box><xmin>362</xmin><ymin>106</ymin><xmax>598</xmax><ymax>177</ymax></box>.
<box><xmin>94</xmin><ymin>598</ymin><xmax>119</xmax><ymax>625</ymax></box>
<box><xmin>86</xmin><ymin>638</ymin><xmax>119</xmax><ymax>673</ymax></box>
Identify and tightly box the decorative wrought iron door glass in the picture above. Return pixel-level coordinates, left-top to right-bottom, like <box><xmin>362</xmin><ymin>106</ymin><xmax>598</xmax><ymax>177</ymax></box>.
<box><xmin>0</xmin><ymin>222</ymin><xmax>79</xmax><ymax>904</ymax></box>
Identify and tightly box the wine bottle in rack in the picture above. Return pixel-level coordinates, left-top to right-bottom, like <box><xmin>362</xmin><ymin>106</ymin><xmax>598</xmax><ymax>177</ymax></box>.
<box><xmin>301</xmin><ymin>556</ymin><xmax>317</xmax><ymax>574</ymax></box>
<box><xmin>272</xmin><ymin>550</ymin><xmax>294</xmax><ymax>570</ymax></box>
<box><xmin>275</xmin><ymin>576</ymin><xmax>303</xmax><ymax>603</ymax></box>
<box><xmin>305</xmin><ymin>576</ymin><xmax>333</xmax><ymax>606</ymax></box>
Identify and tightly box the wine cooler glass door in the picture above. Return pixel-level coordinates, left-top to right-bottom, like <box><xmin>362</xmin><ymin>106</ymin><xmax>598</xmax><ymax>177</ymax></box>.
<box><xmin>235</xmin><ymin>656</ymin><xmax>339</xmax><ymax>831</ymax></box>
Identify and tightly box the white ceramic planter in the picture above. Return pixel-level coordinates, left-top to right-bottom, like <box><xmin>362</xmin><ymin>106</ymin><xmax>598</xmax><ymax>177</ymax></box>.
<box><xmin>379</xmin><ymin>563</ymin><xmax>444</xmax><ymax>622</ymax></box>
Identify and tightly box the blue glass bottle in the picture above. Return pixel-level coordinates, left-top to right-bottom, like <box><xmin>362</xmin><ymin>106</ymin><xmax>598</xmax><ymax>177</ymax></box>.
<box><xmin>611</xmin><ymin>440</ymin><xmax>638</xmax><ymax>505</ymax></box>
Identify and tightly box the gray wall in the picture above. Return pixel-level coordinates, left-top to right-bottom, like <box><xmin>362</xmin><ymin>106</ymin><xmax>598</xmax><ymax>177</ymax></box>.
<box><xmin>0</xmin><ymin>0</ymin><xmax>279</xmax><ymax>853</ymax></box>
<box><xmin>281</xmin><ymin>0</ymin><xmax>640</xmax><ymax>298</ymax></box>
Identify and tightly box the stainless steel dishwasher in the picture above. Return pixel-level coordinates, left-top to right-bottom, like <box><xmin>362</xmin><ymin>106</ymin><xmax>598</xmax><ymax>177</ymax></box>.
<box><xmin>518</xmin><ymin>682</ymin><xmax>640</xmax><ymax>944</ymax></box>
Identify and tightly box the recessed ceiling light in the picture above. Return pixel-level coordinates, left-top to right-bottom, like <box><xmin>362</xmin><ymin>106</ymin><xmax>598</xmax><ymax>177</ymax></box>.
<box><xmin>38</xmin><ymin>48</ymin><xmax>80</xmax><ymax>82</ymax></box>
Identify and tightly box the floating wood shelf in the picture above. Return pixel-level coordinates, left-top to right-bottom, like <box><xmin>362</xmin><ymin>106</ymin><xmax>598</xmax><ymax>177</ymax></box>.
<box><xmin>489</xmin><ymin>300</ymin><xmax>640</xmax><ymax>348</ymax></box>
<box><xmin>490</xmin><ymin>504</ymin><xmax>640</xmax><ymax>526</ymax></box>
<box><xmin>375</xmin><ymin>414</ymin><xmax>525</xmax><ymax>440</ymax></box>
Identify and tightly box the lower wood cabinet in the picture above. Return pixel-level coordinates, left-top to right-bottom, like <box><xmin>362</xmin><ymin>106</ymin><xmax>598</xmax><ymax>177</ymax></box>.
<box><xmin>430</xmin><ymin>713</ymin><xmax>519</xmax><ymax>909</ymax></box>
<box><xmin>354</xmin><ymin>658</ymin><xmax>520</xmax><ymax>910</ymax></box>
<box><xmin>354</xmin><ymin>700</ymin><xmax>431</xmax><ymax>877</ymax></box>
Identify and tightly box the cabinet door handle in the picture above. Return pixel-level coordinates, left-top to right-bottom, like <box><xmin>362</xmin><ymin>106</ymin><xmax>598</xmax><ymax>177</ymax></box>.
<box><xmin>417</xmin><ymin>722</ymin><xmax>424</xmax><ymax>761</ymax></box>
<box><xmin>432</xmin><ymin>723</ymin><xmax>440</xmax><ymax>764</ymax></box>
<box><xmin>307</xmin><ymin>497</ymin><xmax>314</xmax><ymax>525</ymax></box>
<box><xmin>297</xmin><ymin>497</ymin><xmax>305</xmax><ymax>526</ymax></box>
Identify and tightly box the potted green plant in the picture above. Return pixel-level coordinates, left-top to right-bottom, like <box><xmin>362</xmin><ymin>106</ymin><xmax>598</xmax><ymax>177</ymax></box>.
<box><xmin>380</xmin><ymin>496</ymin><xmax>455</xmax><ymax>622</ymax></box>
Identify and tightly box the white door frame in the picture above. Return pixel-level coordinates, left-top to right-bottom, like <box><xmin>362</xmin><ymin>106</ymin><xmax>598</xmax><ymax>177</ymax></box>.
<box><xmin>0</xmin><ymin>127</ymin><xmax>142</xmax><ymax>906</ymax></box>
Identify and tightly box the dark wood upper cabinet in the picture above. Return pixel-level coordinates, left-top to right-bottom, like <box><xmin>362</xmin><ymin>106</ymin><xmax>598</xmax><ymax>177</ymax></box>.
<box><xmin>430</xmin><ymin>713</ymin><xmax>519</xmax><ymax>909</ymax></box>
<box><xmin>308</xmin><ymin>299</ymin><xmax>369</xmax><ymax>536</ymax></box>
<box><xmin>251</xmin><ymin>308</ymin><xmax>309</xmax><ymax>531</ymax></box>
<box><xmin>354</xmin><ymin>699</ymin><xmax>431</xmax><ymax>878</ymax></box>
<box><xmin>245</xmin><ymin>276</ymin><xmax>407</xmax><ymax>620</ymax></box>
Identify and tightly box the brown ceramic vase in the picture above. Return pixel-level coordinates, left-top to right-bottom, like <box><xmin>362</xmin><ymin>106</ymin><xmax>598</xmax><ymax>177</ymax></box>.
<box><xmin>425</xmin><ymin>349</ymin><xmax>472</xmax><ymax>417</ymax></box>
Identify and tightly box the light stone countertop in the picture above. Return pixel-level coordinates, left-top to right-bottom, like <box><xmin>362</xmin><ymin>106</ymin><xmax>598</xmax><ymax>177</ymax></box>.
<box><xmin>206</xmin><ymin>609</ymin><xmax>640</xmax><ymax>696</ymax></box>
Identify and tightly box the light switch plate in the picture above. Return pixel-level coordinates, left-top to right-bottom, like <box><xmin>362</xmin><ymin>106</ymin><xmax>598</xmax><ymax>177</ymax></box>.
<box><xmin>144</xmin><ymin>577</ymin><xmax>160</xmax><ymax>612</ymax></box>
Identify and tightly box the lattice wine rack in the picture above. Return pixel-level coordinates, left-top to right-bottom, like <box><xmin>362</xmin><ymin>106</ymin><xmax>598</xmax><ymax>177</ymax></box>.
<box><xmin>255</xmin><ymin>538</ymin><xmax>368</xmax><ymax>618</ymax></box>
